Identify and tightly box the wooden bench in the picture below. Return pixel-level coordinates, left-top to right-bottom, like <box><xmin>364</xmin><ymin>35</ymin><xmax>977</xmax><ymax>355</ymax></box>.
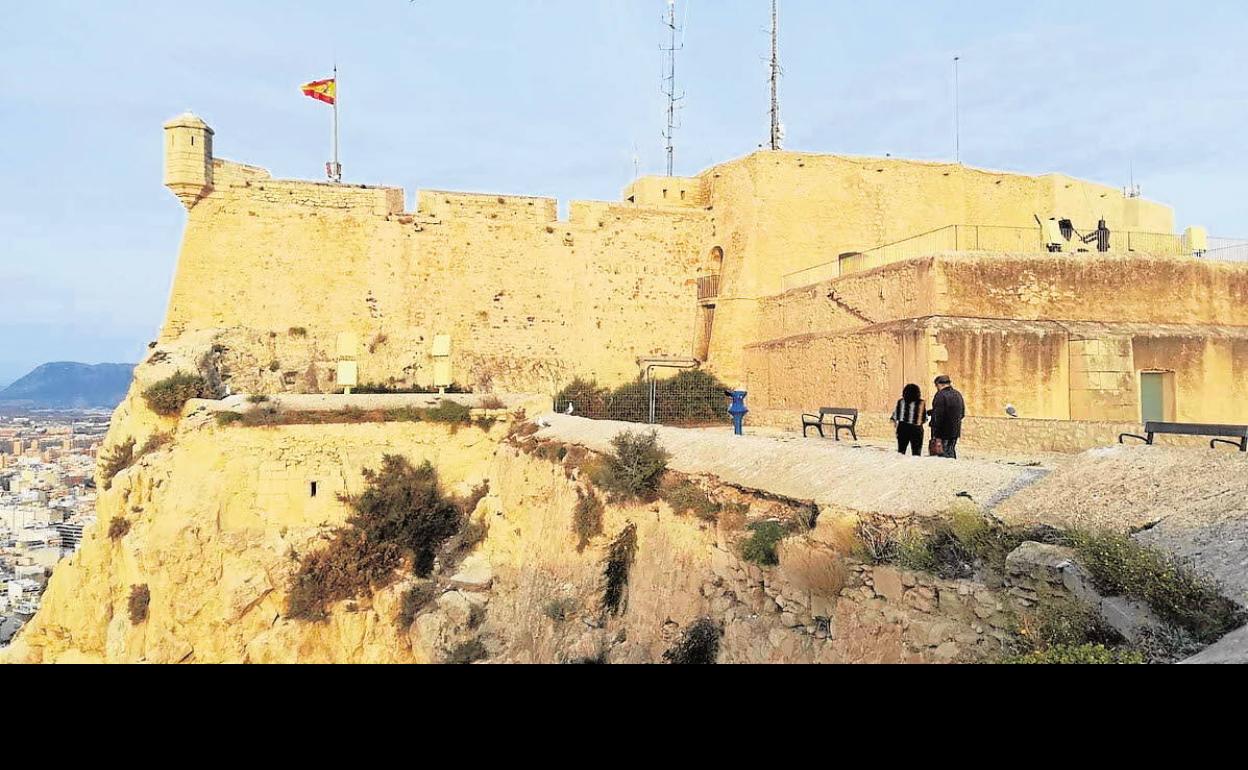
<box><xmin>1119</xmin><ymin>421</ymin><xmax>1248</xmax><ymax>452</ymax></box>
<box><xmin>802</xmin><ymin>408</ymin><xmax>859</xmax><ymax>441</ymax></box>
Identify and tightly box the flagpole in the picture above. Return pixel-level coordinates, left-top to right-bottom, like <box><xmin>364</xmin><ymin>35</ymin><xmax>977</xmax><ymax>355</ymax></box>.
<box><xmin>332</xmin><ymin>64</ymin><xmax>341</xmax><ymax>183</ymax></box>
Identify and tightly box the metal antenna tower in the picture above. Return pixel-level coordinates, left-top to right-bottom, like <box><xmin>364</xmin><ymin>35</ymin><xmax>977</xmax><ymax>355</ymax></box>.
<box><xmin>662</xmin><ymin>0</ymin><xmax>685</xmax><ymax>176</ymax></box>
<box><xmin>769</xmin><ymin>0</ymin><xmax>782</xmax><ymax>151</ymax></box>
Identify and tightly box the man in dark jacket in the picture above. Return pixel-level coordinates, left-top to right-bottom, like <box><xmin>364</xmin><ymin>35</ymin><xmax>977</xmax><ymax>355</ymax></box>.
<box><xmin>928</xmin><ymin>375</ymin><xmax>966</xmax><ymax>459</ymax></box>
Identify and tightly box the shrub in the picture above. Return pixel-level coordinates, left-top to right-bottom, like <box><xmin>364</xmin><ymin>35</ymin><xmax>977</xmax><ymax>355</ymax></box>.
<box><xmin>853</xmin><ymin>521</ymin><xmax>897</xmax><ymax>565</ymax></box>
<box><xmin>446</xmin><ymin>639</ymin><xmax>487</xmax><ymax>665</ymax></box>
<box><xmin>555</xmin><ymin>371</ymin><xmax>732</xmax><ymax>426</ymax></box>
<box><xmin>247</xmin><ymin>394</ymin><xmax>270</xmax><ymax>404</ymax></box>
<box><xmin>663</xmin><ymin>618</ymin><xmax>722</xmax><ymax>664</ymax></box>
<box><xmin>99</xmin><ymin>438</ymin><xmax>136</xmax><ymax>491</ymax></box>
<box><xmin>1072</xmin><ymin>531</ymin><xmax>1246</xmax><ymax>644</ymax></box>
<box><xmin>778</xmin><ymin>540</ymin><xmax>849</xmax><ymax>598</ymax></box>
<box><xmin>354</xmin><ymin>383</ymin><xmax>473</xmax><ymax>395</ymax></box>
<box><xmin>143</xmin><ymin>372</ymin><xmax>212</xmax><ymax>417</ymax></box>
<box><xmin>138</xmin><ymin>432</ymin><xmax>173</xmax><ymax>456</ymax></box>
<box><xmin>107</xmin><ymin>517</ymin><xmax>132</xmax><ymax>541</ymax></box>
<box><xmin>543</xmin><ymin>597</ymin><xmax>579</xmax><ymax>623</ymax></box>
<box><xmin>602</xmin><ymin>523</ymin><xmax>638</xmax><ymax>616</ymax></box>
<box><xmin>555</xmin><ymin>378</ymin><xmax>609</xmax><ymax>419</ymax></box>
<box><xmin>479</xmin><ymin>394</ymin><xmax>506</xmax><ymax>410</ymax></box>
<box><xmin>398</xmin><ymin>582</ymin><xmax>438</xmax><ymax>627</ymax></box>
<box><xmin>1002</xmin><ymin>644</ymin><xmax>1146</xmax><ymax>665</ymax></box>
<box><xmin>660</xmin><ymin>477</ymin><xmax>721</xmax><ymax>522</ymax></box>
<box><xmin>128</xmin><ymin>584</ymin><xmax>151</xmax><ymax>625</ymax></box>
<box><xmin>216</xmin><ymin>412</ymin><xmax>245</xmax><ymax>427</ymax></box>
<box><xmin>719</xmin><ymin>503</ymin><xmax>749</xmax><ymax>532</ymax></box>
<box><xmin>268</xmin><ymin>361</ymin><xmax>282</xmax><ymax>373</ymax></box>
<box><xmin>1016</xmin><ymin>598</ymin><xmax>1123</xmax><ymax>652</ymax></box>
<box><xmin>287</xmin><ymin>456</ymin><xmax>463</xmax><ymax>622</ymax></box>
<box><xmin>573</xmin><ymin>488</ymin><xmax>605</xmax><ymax>553</ymax></box>
<box><xmin>591</xmin><ymin>431</ymin><xmax>670</xmax><ymax>503</ymax></box>
<box><xmin>742</xmin><ymin>521</ymin><xmax>788</xmax><ymax>566</ymax></box>
<box><xmin>288</xmin><ymin>327</ymin><xmax>308</xmax><ymax>338</ymax></box>
<box><xmin>423</xmin><ymin>400</ymin><xmax>473</xmax><ymax>425</ymax></box>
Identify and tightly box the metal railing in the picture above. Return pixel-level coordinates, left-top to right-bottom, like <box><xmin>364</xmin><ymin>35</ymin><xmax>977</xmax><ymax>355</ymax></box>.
<box><xmin>1201</xmin><ymin>238</ymin><xmax>1248</xmax><ymax>263</ymax></box>
<box><xmin>697</xmin><ymin>273</ymin><xmax>721</xmax><ymax>303</ymax></box>
<box><xmin>781</xmin><ymin>224</ymin><xmax>1219</xmax><ymax>291</ymax></box>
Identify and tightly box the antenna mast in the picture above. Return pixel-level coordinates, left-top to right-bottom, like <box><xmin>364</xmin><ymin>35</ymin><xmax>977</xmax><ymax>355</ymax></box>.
<box><xmin>662</xmin><ymin>0</ymin><xmax>684</xmax><ymax>176</ymax></box>
<box><xmin>769</xmin><ymin>0</ymin><xmax>782</xmax><ymax>151</ymax></box>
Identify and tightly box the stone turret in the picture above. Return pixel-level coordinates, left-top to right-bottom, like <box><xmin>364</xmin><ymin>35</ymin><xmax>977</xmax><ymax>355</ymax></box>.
<box><xmin>163</xmin><ymin>112</ymin><xmax>214</xmax><ymax>209</ymax></box>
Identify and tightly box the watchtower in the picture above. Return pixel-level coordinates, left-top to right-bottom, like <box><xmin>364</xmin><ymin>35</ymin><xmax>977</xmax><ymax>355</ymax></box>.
<box><xmin>163</xmin><ymin>112</ymin><xmax>214</xmax><ymax>209</ymax></box>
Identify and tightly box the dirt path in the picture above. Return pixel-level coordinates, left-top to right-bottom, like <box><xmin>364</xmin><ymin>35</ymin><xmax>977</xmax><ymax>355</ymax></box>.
<box><xmin>535</xmin><ymin>415</ymin><xmax>1048</xmax><ymax>519</ymax></box>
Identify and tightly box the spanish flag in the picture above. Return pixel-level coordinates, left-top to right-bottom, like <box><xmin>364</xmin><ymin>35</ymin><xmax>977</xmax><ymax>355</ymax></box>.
<box><xmin>301</xmin><ymin>78</ymin><xmax>336</xmax><ymax>106</ymax></box>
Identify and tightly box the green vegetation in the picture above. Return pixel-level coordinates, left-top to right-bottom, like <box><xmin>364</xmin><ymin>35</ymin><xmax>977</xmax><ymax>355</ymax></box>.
<box><xmin>107</xmin><ymin>517</ymin><xmax>132</xmax><ymax>541</ymax></box>
<box><xmin>602</xmin><ymin>524</ymin><xmax>638</xmax><ymax>617</ymax></box>
<box><xmin>268</xmin><ymin>361</ymin><xmax>282</xmax><ymax>373</ymax></box>
<box><xmin>138</xmin><ymin>432</ymin><xmax>173</xmax><ymax>456</ymax></box>
<box><xmin>663</xmin><ymin>618</ymin><xmax>722</xmax><ymax>665</ymax></box>
<box><xmin>588</xmin><ymin>431</ymin><xmax>670</xmax><ymax>503</ymax></box>
<box><xmin>555</xmin><ymin>370</ymin><xmax>732</xmax><ymax>426</ymax></box>
<box><xmin>247</xmin><ymin>394</ymin><xmax>270</xmax><ymax>404</ymax></box>
<box><xmin>659</xmin><ymin>477</ymin><xmax>721</xmax><ymax>522</ymax></box>
<box><xmin>1071</xmin><ymin>531</ymin><xmax>1246</xmax><ymax>644</ymax></box>
<box><xmin>1003</xmin><ymin>644</ymin><xmax>1146</xmax><ymax>665</ymax></box>
<box><xmin>143</xmin><ymin>372</ymin><xmax>213</xmax><ymax>417</ymax></box>
<box><xmin>287</xmin><ymin>456</ymin><xmax>464</xmax><ymax>622</ymax></box>
<box><xmin>354</xmin><ymin>383</ymin><xmax>473</xmax><ymax>395</ymax></box>
<box><xmin>855</xmin><ymin>507</ymin><xmax>1243</xmax><ymax>658</ymax></box>
<box><xmin>572</xmin><ymin>488</ymin><xmax>605</xmax><ymax>553</ymax></box>
<box><xmin>99</xmin><ymin>438</ymin><xmax>136</xmax><ymax>491</ymax></box>
<box><xmin>741</xmin><ymin>520</ymin><xmax>789</xmax><ymax>566</ymax></box>
<box><xmin>128</xmin><ymin>584</ymin><xmax>151</xmax><ymax>625</ymax></box>
<box><xmin>215</xmin><ymin>401</ymin><xmax>484</xmax><ymax>429</ymax></box>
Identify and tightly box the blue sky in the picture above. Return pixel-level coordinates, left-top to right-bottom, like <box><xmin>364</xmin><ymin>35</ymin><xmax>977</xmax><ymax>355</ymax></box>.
<box><xmin>2</xmin><ymin>0</ymin><xmax>1245</xmax><ymax>385</ymax></box>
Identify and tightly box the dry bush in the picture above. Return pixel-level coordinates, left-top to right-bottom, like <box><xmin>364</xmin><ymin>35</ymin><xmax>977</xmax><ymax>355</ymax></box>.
<box><xmin>143</xmin><ymin>372</ymin><xmax>213</xmax><ymax>417</ymax></box>
<box><xmin>128</xmin><ymin>584</ymin><xmax>151</xmax><ymax>625</ymax></box>
<box><xmin>138</xmin><ymin>432</ymin><xmax>173</xmax><ymax>456</ymax></box>
<box><xmin>286</xmin><ymin>456</ymin><xmax>463</xmax><ymax>622</ymax></box>
<box><xmin>479</xmin><ymin>394</ymin><xmax>506</xmax><ymax>410</ymax></box>
<box><xmin>778</xmin><ymin>540</ymin><xmax>850</xmax><ymax>597</ymax></box>
<box><xmin>718</xmin><ymin>503</ymin><xmax>749</xmax><ymax>533</ymax></box>
<box><xmin>107</xmin><ymin>517</ymin><xmax>132</xmax><ymax>541</ymax></box>
<box><xmin>99</xmin><ymin>438</ymin><xmax>136</xmax><ymax>491</ymax></box>
<box><xmin>573</xmin><ymin>488</ymin><xmax>605</xmax><ymax>553</ymax></box>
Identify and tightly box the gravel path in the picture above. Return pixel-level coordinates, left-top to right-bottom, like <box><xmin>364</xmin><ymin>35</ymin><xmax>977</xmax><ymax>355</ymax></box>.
<box><xmin>535</xmin><ymin>415</ymin><xmax>1046</xmax><ymax>519</ymax></box>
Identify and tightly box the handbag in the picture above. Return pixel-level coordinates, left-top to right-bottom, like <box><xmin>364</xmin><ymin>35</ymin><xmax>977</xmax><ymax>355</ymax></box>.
<box><xmin>928</xmin><ymin>437</ymin><xmax>945</xmax><ymax>457</ymax></box>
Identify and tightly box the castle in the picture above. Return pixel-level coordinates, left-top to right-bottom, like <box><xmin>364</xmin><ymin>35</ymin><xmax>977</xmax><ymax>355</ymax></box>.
<box><xmin>162</xmin><ymin>113</ymin><xmax>1247</xmax><ymax>451</ymax></box>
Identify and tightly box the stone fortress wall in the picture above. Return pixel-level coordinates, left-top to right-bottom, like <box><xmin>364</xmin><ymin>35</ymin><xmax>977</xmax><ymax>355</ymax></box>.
<box><xmin>159</xmin><ymin>112</ymin><xmax>1245</xmax><ymax>449</ymax></box>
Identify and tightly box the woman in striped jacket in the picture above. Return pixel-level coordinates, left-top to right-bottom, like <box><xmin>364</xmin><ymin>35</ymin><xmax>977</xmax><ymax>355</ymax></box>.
<box><xmin>891</xmin><ymin>383</ymin><xmax>928</xmax><ymax>456</ymax></box>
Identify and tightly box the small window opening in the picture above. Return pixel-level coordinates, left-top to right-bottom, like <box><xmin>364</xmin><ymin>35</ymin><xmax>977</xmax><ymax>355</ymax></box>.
<box><xmin>662</xmin><ymin>188</ymin><xmax>669</xmax><ymax>198</ymax></box>
<box><xmin>680</xmin><ymin>189</ymin><xmax>687</xmax><ymax>200</ymax></box>
<box><xmin>191</xmin><ymin>135</ymin><xmax>195</xmax><ymax>146</ymax></box>
<box><xmin>310</xmin><ymin>481</ymin><xmax>319</xmax><ymax>498</ymax></box>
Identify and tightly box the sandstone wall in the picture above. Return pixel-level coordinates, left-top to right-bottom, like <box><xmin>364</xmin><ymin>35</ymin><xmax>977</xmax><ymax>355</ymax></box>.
<box><xmin>700</xmin><ymin>152</ymin><xmax>1176</xmax><ymax>382</ymax></box>
<box><xmin>161</xmin><ymin>172</ymin><xmax>716</xmax><ymax>394</ymax></box>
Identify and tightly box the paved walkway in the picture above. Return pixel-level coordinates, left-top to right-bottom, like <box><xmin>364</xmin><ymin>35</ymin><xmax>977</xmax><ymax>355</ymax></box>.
<box><xmin>535</xmin><ymin>415</ymin><xmax>1048</xmax><ymax>518</ymax></box>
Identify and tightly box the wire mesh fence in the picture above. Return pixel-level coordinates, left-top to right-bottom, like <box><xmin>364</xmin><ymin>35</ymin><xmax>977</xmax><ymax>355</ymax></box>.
<box><xmin>554</xmin><ymin>371</ymin><xmax>732</xmax><ymax>427</ymax></box>
<box><xmin>1202</xmin><ymin>239</ymin><xmax>1248</xmax><ymax>263</ymax></box>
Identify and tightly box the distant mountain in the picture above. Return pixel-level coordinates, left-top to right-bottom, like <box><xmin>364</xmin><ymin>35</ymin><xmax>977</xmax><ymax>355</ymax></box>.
<box><xmin>0</xmin><ymin>362</ymin><xmax>135</xmax><ymax>409</ymax></box>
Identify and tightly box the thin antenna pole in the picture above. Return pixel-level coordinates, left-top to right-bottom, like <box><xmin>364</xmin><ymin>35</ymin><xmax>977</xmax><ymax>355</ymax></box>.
<box><xmin>331</xmin><ymin>64</ymin><xmax>342</xmax><ymax>183</ymax></box>
<box><xmin>662</xmin><ymin>0</ymin><xmax>682</xmax><ymax>177</ymax></box>
<box><xmin>770</xmin><ymin>0</ymin><xmax>781</xmax><ymax>151</ymax></box>
<box><xmin>953</xmin><ymin>56</ymin><xmax>961</xmax><ymax>165</ymax></box>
